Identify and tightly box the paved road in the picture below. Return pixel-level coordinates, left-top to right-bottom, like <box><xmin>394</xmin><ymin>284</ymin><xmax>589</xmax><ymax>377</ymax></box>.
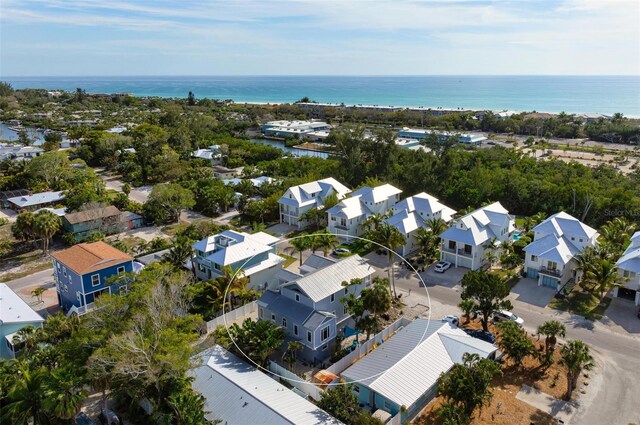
<box><xmin>5</xmin><ymin>269</ymin><xmax>54</xmax><ymax>291</ymax></box>
<box><xmin>97</xmin><ymin>171</ymin><xmax>151</xmax><ymax>204</ymax></box>
<box><xmin>388</xmin><ymin>266</ymin><xmax>640</xmax><ymax>425</ymax></box>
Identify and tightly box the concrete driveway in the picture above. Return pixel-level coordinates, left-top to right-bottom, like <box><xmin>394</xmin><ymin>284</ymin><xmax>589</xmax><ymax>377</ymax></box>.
<box><xmin>510</xmin><ymin>277</ymin><xmax>557</xmax><ymax>307</ymax></box>
<box><xmin>600</xmin><ymin>297</ymin><xmax>640</xmax><ymax>335</ymax></box>
<box><xmin>266</xmin><ymin>222</ymin><xmax>297</xmax><ymax>237</ymax></box>
<box><xmin>419</xmin><ymin>264</ymin><xmax>466</xmax><ymax>288</ymax></box>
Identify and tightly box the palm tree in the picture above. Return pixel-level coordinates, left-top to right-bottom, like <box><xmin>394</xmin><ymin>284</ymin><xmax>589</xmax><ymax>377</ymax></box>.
<box><xmin>537</xmin><ymin>320</ymin><xmax>566</xmax><ymax>356</ymax></box>
<box><xmin>31</xmin><ymin>287</ymin><xmax>47</xmax><ymax>304</ymax></box>
<box><xmin>284</xmin><ymin>341</ymin><xmax>304</xmax><ymax>371</ymax></box>
<box><xmin>582</xmin><ymin>259</ymin><xmax>622</xmax><ymax>300</ymax></box>
<box><xmin>360</xmin><ymin>212</ymin><xmax>386</xmax><ymax>234</ymax></box>
<box><xmin>314</xmin><ymin>233</ymin><xmax>339</xmax><ymax>256</ymax></box>
<box><xmin>163</xmin><ymin>236</ymin><xmax>193</xmax><ymax>270</ymax></box>
<box><xmin>559</xmin><ymin>340</ymin><xmax>594</xmax><ymax>400</ymax></box>
<box><xmin>288</xmin><ymin>235</ymin><xmax>312</xmax><ymax>266</ymax></box>
<box><xmin>415</xmin><ymin>227</ymin><xmax>436</xmax><ymax>257</ymax></box>
<box><xmin>1</xmin><ymin>363</ymin><xmax>49</xmax><ymax>425</ymax></box>
<box><xmin>11</xmin><ymin>326</ymin><xmax>41</xmax><ymax>356</ymax></box>
<box><xmin>216</xmin><ymin>266</ymin><xmax>250</xmax><ymax>309</ymax></box>
<box><xmin>33</xmin><ymin>210</ymin><xmax>61</xmax><ymax>255</ymax></box>
<box><xmin>599</xmin><ymin>217</ymin><xmax>637</xmax><ymax>256</ymax></box>
<box><xmin>370</xmin><ymin>222</ymin><xmax>405</xmax><ymax>298</ymax></box>
<box><xmin>44</xmin><ymin>368</ymin><xmax>88</xmax><ymax>424</ymax></box>
<box><xmin>425</xmin><ymin>217</ymin><xmax>448</xmax><ymax>236</ymax></box>
<box><xmin>458</xmin><ymin>299</ymin><xmax>477</xmax><ymax>324</ymax></box>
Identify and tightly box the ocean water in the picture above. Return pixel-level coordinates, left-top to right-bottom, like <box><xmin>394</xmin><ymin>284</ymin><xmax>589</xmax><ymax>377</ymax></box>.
<box><xmin>2</xmin><ymin>76</ymin><xmax>639</xmax><ymax>116</ymax></box>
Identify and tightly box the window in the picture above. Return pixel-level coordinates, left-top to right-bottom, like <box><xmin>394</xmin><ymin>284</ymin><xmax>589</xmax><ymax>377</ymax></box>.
<box><xmin>294</xmin><ymin>325</ymin><xmax>298</xmax><ymax>336</ymax></box>
<box><xmin>340</xmin><ymin>218</ymin><xmax>347</xmax><ymax>227</ymax></box>
<box><xmin>307</xmin><ymin>331</ymin><xmax>312</xmax><ymax>343</ymax></box>
<box><xmin>330</xmin><ymin>294</ymin><xmax>335</xmax><ymax>303</ymax></box>
<box><xmin>531</xmin><ymin>255</ymin><xmax>538</xmax><ymax>262</ymax></box>
<box><xmin>295</xmin><ymin>294</ymin><xmax>300</xmax><ymax>302</ymax></box>
<box><xmin>343</xmin><ymin>306</ymin><xmax>347</xmax><ymax>315</ymax></box>
<box><xmin>271</xmin><ymin>314</ymin><xmax>276</xmax><ymax>322</ymax></box>
<box><xmin>344</xmin><ymin>287</ymin><xmax>348</xmax><ymax>294</ymax></box>
<box><xmin>63</xmin><ymin>267</ymin><xmax>67</xmax><ymax>277</ymax></box>
<box><xmin>353</xmin><ymin>385</ymin><xmax>360</xmax><ymax>394</ymax></box>
<box><xmin>117</xmin><ymin>266</ymin><xmax>125</xmax><ymax>274</ymax></box>
<box><xmin>463</xmin><ymin>244</ymin><xmax>472</xmax><ymax>254</ymax></box>
<box><xmin>321</xmin><ymin>327</ymin><xmax>330</xmax><ymax>341</ymax></box>
<box><xmin>579</xmin><ymin>238</ymin><xmax>583</xmax><ymax>243</ymax></box>
<box><xmin>119</xmin><ymin>285</ymin><xmax>128</xmax><ymax>294</ymax></box>
<box><xmin>548</xmin><ymin>261</ymin><xmax>558</xmax><ymax>270</ymax></box>
<box><xmin>282</xmin><ymin>318</ymin><xmax>287</xmax><ymax>327</ymax></box>
<box><xmin>449</xmin><ymin>240</ymin><xmax>456</xmax><ymax>250</ymax></box>
<box><xmin>259</xmin><ymin>308</ymin><xmax>263</xmax><ymax>319</ymax></box>
<box><xmin>56</xmin><ymin>262</ymin><xmax>60</xmax><ymax>271</ymax></box>
<box><xmin>384</xmin><ymin>401</ymin><xmax>391</xmax><ymax>410</ymax></box>
<box><xmin>322</xmin><ymin>344</ymin><xmax>328</xmax><ymax>350</ymax></box>
<box><xmin>91</xmin><ymin>274</ymin><xmax>100</xmax><ymax>287</ymax></box>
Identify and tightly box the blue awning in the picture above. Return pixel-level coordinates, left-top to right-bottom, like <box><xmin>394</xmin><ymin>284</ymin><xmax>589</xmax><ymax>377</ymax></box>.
<box><xmin>343</xmin><ymin>326</ymin><xmax>361</xmax><ymax>338</ymax></box>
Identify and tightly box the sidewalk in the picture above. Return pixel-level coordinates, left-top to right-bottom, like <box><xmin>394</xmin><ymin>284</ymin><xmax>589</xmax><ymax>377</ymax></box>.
<box><xmin>516</xmin><ymin>385</ymin><xmax>576</xmax><ymax>424</ymax></box>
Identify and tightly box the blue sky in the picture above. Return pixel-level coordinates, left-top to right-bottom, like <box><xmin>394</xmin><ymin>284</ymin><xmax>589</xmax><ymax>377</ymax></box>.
<box><xmin>1</xmin><ymin>0</ymin><xmax>639</xmax><ymax>76</ymax></box>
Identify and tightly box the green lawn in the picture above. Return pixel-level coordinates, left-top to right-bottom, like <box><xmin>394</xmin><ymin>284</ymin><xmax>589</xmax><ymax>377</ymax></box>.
<box><xmin>278</xmin><ymin>253</ymin><xmax>297</xmax><ymax>268</ymax></box>
<box><xmin>548</xmin><ymin>290</ymin><xmax>612</xmax><ymax>321</ymax></box>
<box><xmin>338</xmin><ymin>239</ymin><xmax>373</xmax><ymax>257</ymax></box>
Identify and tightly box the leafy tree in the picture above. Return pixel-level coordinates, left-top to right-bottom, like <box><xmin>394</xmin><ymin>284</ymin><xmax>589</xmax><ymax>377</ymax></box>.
<box><xmin>43</xmin><ymin>367</ymin><xmax>88</xmax><ymax>423</ymax></box>
<box><xmin>17</xmin><ymin>130</ymin><xmax>33</xmax><ymax>146</ymax></box>
<box><xmin>187</xmin><ymin>91</ymin><xmax>196</xmax><ymax>106</ymax></box>
<box><xmin>26</xmin><ymin>151</ymin><xmax>69</xmax><ymax>189</ymax></box>
<box><xmin>163</xmin><ymin>236</ymin><xmax>193</xmax><ymax>270</ymax></box>
<box><xmin>42</xmin><ymin>133</ymin><xmax>62</xmax><ymax>152</ymax></box>
<box><xmin>144</xmin><ymin>183</ymin><xmax>195</xmax><ymax>224</ymax></box>
<box><xmin>559</xmin><ymin>340</ymin><xmax>594</xmax><ymax>400</ymax></box>
<box><xmin>582</xmin><ymin>258</ymin><xmax>622</xmax><ymax>300</ymax></box>
<box><xmin>0</xmin><ymin>81</ymin><xmax>14</xmax><ymax>96</ymax></box>
<box><xmin>599</xmin><ymin>217</ymin><xmax>636</xmax><ymax>256</ymax></box>
<box><xmin>33</xmin><ymin>209</ymin><xmax>61</xmax><ymax>255</ymax></box>
<box><xmin>317</xmin><ymin>384</ymin><xmax>382</xmax><ymax>425</ymax></box>
<box><xmin>288</xmin><ymin>235</ymin><xmax>313</xmax><ymax>266</ymax></box>
<box><xmin>360</xmin><ymin>277</ymin><xmax>392</xmax><ymax>334</ymax></box>
<box><xmin>1</xmin><ymin>364</ymin><xmax>50</xmax><ymax>425</ymax></box>
<box><xmin>214</xmin><ymin>318</ymin><xmax>284</xmax><ymax>367</ymax></box>
<box><xmin>12</xmin><ymin>211</ymin><xmax>36</xmax><ymax>246</ymax></box>
<box><xmin>496</xmin><ymin>320</ymin><xmax>535</xmax><ymax>367</ymax></box>
<box><xmin>437</xmin><ymin>402</ymin><xmax>470</xmax><ymax>425</ymax></box>
<box><xmin>437</xmin><ymin>352</ymin><xmax>502</xmax><ymax>419</ymax></box>
<box><xmin>164</xmin><ymin>384</ymin><xmax>212</xmax><ymax>425</ymax></box>
<box><xmin>367</xmin><ymin>221</ymin><xmax>405</xmax><ymax>298</ymax></box>
<box><xmin>537</xmin><ymin>320</ymin><xmax>566</xmax><ymax>356</ymax></box>
<box><xmin>460</xmin><ymin>271</ymin><xmax>513</xmax><ymax>331</ymax></box>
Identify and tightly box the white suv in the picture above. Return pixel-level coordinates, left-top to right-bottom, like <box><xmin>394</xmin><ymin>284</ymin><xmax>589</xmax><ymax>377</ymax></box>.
<box><xmin>434</xmin><ymin>261</ymin><xmax>452</xmax><ymax>273</ymax></box>
<box><xmin>492</xmin><ymin>310</ymin><xmax>524</xmax><ymax>326</ymax></box>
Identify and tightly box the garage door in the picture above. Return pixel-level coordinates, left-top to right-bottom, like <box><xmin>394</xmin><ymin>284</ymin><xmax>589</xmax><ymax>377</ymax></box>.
<box><xmin>540</xmin><ymin>275</ymin><xmax>559</xmax><ymax>289</ymax></box>
<box><xmin>617</xmin><ymin>287</ymin><xmax>637</xmax><ymax>301</ymax></box>
<box><xmin>526</xmin><ymin>268</ymin><xmax>539</xmax><ymax>279</ymax></box>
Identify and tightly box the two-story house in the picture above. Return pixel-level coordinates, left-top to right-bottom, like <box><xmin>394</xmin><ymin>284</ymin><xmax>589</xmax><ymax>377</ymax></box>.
<box><xmin>62</xmin><ymin>206</ymin><xmax>124</xmax><ymax>241</ymax></box>
<box><xmin>439</xmin><ymin>202</ymin><xmax>515</xmax><ymax>270</ymax></box>
<box><xmin>257</xmin><ymin>254</ymin><xmax>374</xmax><ymax>364</ymax></box>
<box><xmin>614</xmin><ymin>231</ymin><xmax>640</xmax><ymax>305</ymax></box>
<box><xmin>278</xmin><ymin>178</ymin><xmax>350</xmax><ymax>229</ymax></box>
<box><xmin>50</xmin><ymin>242</ymin><xmax>134</xmax><ymax>315</ymax></box>
<box><xmin>326</xmin><ymin>184</ymin><xmax>402</xmax><ymax>240</ymax></box>
<box><xmin>385</xmin><ymin>192</ymin><xmax>456</xmax><ymax>256</ymax></box>
<box><xmin>192</xmin><ymin>230</ymin><xmax>284</xmax><ymax>291</ymax></box>
<box><xmin>523</xmin><ymin>212</ymin><xmax>598</xmax><ymax>290</ymax></box>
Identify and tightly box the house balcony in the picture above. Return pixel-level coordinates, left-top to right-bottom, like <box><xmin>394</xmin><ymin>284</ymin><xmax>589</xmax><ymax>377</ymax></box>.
<box><xmin>539</xmin><ymin>266</ymin><xmax>562</xmax><ymax>278</ymax></box>
<box><xmin>442</xmin><ymin>247</ymin><xmax>473</xmax><ymax>258</ymax></box>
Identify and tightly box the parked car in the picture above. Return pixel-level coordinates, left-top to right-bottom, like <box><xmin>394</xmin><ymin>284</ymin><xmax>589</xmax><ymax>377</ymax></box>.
<box><xmin>441</xmin><ymin>315</ymin><xmax>460</xmax><ymax>327</ymax></box>
<box><xmin>100</xmin><ymin>409</ymin><xmax>121</xmax><ymax>425</ymax></box>
<box><xmin>332</xmin><ymin>247</ymin><xmax>350</xmax><ymax>255</ymax></box>
<box><xmin>492</xmin><ymin>310</ymin><xmax>524</xmax><ymax>326</ymax></box>
<box><xmin>434</xmin><ymin>261</ymin><xmax>452</xmax><ymax>273</ymax></box>
<box><xmin>637</xmin><ymin>306</ymin><xmax>640</xmax><ymax>320</ymax></box>
<box><xmin>463</xmin><ymin>328</ymin><xmax>497</xmax><ymax>344</ymax></box>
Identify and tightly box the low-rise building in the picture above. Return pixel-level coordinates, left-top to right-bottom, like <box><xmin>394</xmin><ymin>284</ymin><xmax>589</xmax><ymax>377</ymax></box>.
<box><xmin>257</xmin><ymin>254</ymin><xmax>374</xmax><ymax>364</ymax></box>
<box><xmin>523</xmin><ymin>212</ymin><xmax>598</xmax><ymax>290</ymax></box>
<box><xmin>63</xmin><ymin>206</ymin><xmax>124</xmax><ymax>241</ymax></box>
<box><xmin>615</xmin><ymin>231</ymin><xmax>640</xmax><ymax>305</ymax></box>
<box><xmin>0</xmin><ymin>189</ymin><xmax>31</xmax><ymax>209</ymax></box>
<box><xmin>278</xmin><ymin>178</ymin><xmax>350</xmax><ymax>229</ymax></box>
<box><xmin>0</xmin><ymin>283</ymin><xmax>45</xmax><ymax>359</ymax></box>
<box><xmin>191</xmin><ymin>346</ymin><xmax>342</xmax><ymax>425</ymax></box>
<box><xmin>341</xmin><ymin>318</ymin><xmax>497</xmax><ymax>422</ymax></box>
<box><xmin>6</xmin><ymin>190</ymin><xmax>65</xmax><ymax>212</ymax></box>
<box><xmin>261</xmin><ymin>120</ymin><xmax>332</xmax><ymax>139</ymax></box>
<box><xmin>192</xmin><ymin>230</ymin><xmax>284</xmax><ymax>291</ymax></box>
<box><xmin>212</xmin><ymin>165</ymin><xmax>244</xmax><ymax>179</ymax></box>
<box><xmin>326</xmin><ymin>184</ymin><xmax>402</xmax><ymax>240</ymax></box>
<box><xmin>50</xmin><ymin>242</ymin><xmax>134</xmax><ymax>315</ymax></box>
<box><xmin>385</xmin><ymin>192</ymin><xmax>456</xmax><ymax>256</ymax></box>
<box><xmin>439</xmin><ymin>202</ymin><xmax>515</xmax><ymax>270</ymax></box>
<box><xmin>398</xmin><ymin>128</ymin><xmax>486</xmax><ymax>145</ymax></box>
<box><xmin>192</xmin><ymin>145</ymin><xmax>222</xmax><ymax>164</ymax></box>
<box><xmin>0</xmin><ymin>144</ymin><xmax>44</xmax><ymax>161</ymax></box>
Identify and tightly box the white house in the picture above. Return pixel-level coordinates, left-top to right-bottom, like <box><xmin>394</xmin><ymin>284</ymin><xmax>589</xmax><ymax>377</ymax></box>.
<box><xmin>523</xmin><ymin>212</ymin><xmax>598</xmax><ymax>290</ymax></box>
<box><xmin>278</xmin><ymin>178</ymin><xmax>350</xmax><ymax>229</ymax></box>
<box><xmin>615</xmin><ymin>231</ymin><xmax>640</xmax><ymax>305</ymax></box>
<box><xmin>191</xmin><ymin>346</ymin><xmax>342</xmax><ymax>425</ymax></box>
<box><xmin>326</xmin><ymin>184</ymin><xmax>402</xmax><ymax>240</ymax></box>
<box><xmin>192</xmin><ymin>145</ymin><xmax>222</xmax><ymax>164</ymax></box>
<box><xmin>0</xmin><ymin>283</ymin><xmax>45</xmax><ymax>359</ymax></box>
<box><xmin>439</xmin><ymin>202</ymin><xmax>515</xmax><ymax>270</ymax></box>
<box><xmin>192</xmin><ymin>230</ymin><xmax>284</xmax><ymax>291</ymax></box>
<box><xmin>385</xmin><ymin>192</ymin><xmax>456</xmax><ymax>256</ymax></box>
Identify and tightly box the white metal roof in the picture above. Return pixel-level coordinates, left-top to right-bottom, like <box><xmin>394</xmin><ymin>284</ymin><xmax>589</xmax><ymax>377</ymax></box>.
<box><xmin>617</xmin><ymin>231</ymin><xmax>640</xmax><ymax>273</ymax></box>
<box><xmin>440</xmin><ymin>202</ymin><xmax>511</xmax><ymax>246</ymax></box>
<box><xmin>533</xmin><ymin>211</ymin><xmax>598</xmax><ymax>241</ymax></box>
<box><xmin>0</xmin><ymin>283</ymin><xmax>44</xmax><ymax>325</ymax></box>
<box><xmin>393</xmin><ymin>192</ymin><xmax>456</xmax><ymax>221</ymax></box>
<box><xmin>191</xmin><ymin>346</ymin><xmax>342</xmax><ymax>425</ymax></box>
<box><xmin>193</xmin><ymin>231</ymin><xmax>280</xmax><ymax>267</ymax></box>
<box><xmin>350</xmin><ymin>184</ymin><xmax>402</xmax><ymax>205</ymax></box>
<box><xmin>279</xmin><ymin>178</ymin><xmax>350</xmax><ymax>208</ymax></box>
<box><xmin>342</xmin><ymin>319</ymin><xmax>497</xmax><ymax>408</ymax></box>
<box><xmin>7</xmin><ymin>191</ymin><xmax>64</xmax><ymax>208</ymax></box>
<box><xmin>284</xmin><ymin>255</ymin><xmax>374</xmax><ymax>302</ymax></box>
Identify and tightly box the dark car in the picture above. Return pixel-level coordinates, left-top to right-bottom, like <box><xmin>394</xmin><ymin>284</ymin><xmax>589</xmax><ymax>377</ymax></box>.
<box><xmin>463</xmin><ymin>328</ymin><xmax>497</xmax><ymax>344</ymax></box>
<box><xmin>76</xmin><ymin>413</ymin><xmax>97</xmax><ymax>425</ymax></box>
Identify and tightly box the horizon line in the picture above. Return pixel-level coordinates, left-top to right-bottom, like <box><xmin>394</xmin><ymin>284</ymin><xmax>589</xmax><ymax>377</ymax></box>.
<box><xmin>2</xmin><ymin>74</ymin><xmax>639</xmax><ymax>79</ymax></box>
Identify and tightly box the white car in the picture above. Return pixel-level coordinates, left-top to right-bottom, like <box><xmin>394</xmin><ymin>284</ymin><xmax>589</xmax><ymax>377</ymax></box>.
<box><xmin>492</xmin><ymin>310</ymin><xmax>524</xmax><ymax>326</ymax></box>
<box><xmin>434</xmin><ymin>261</ymin><xmax>452</xmax><ymax>273</ymax></box>
<box><xmin>441</xmin><ymin>315</ymin><xmax>460</xmax><ymax>327</ymax></box>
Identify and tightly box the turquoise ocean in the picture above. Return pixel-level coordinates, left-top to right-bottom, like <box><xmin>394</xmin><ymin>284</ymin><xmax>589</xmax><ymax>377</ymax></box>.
<box><xmin>2</xmin><ymin>76</ymin><xmax>639</xmax><ymax>116</ymax></box>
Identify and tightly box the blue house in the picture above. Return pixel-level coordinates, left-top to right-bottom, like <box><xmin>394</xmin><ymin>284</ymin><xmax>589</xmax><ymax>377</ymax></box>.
<box><xmin>50</xmin><ymin>241</ymin><xmax>134</xmax><ymax>315</ymax></box>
